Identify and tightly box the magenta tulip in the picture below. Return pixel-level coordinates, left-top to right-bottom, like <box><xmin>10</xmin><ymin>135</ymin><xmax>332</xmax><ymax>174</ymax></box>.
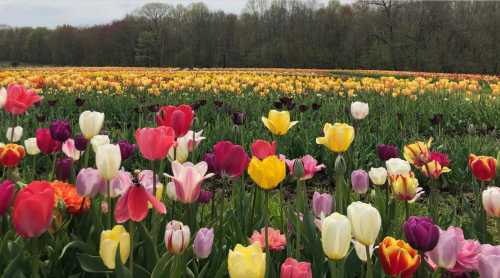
<box><xmin>0</xmin><ymin>180</ymin><xmax>15</xmax><ymax>215</ymax></box>
<box><xmin>205</xmin><ymin>141</ymin><xmax>249</xmax><ymax>178</ymax></box>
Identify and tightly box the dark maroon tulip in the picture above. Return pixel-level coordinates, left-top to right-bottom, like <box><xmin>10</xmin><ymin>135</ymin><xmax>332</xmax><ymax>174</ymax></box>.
<box><xmin>311</xmin><ymin>103</ymin><xmax>321</xmax><ymax>110</ymax></box>
<box><xmin>376</xmin><ymin>144</ymin><xmax>399</xmax><ymax>161</ymax></box>
<box><xmin>286</xmin><ymin>102</ymin><xmax>295</xmax><ymax>111</ymax></box>
<box><xmin>148</xmin><ymin>104</ymin><xmax>159</xmax><ymax>113</ymax></box>
<box><xmin>207</xmin><ymin>141</ymin><xmax>249</xmax><ymax>179</ymax></box>
<box><xmin>203</xmin><ymin>153</ymin><xmax>217</xmax><ymax>174</ymax></box>
<box><xmin>403</xmin><ymin>216</ymin><xmax>440</xmax><ymax>252</ymax></box>
<box><xmin>198</xmin><ymin>190</ymin><xmax>213</xmax><ymax>204</ymax></box>
<box><xmin>279</xmin><ymin>96</ymin><xmax>293</xmax><ymax>104</ymax></box>
<box><xmin>36</xmin><ymin>113</ymin><xmax>47</xmax><ymax>123</ymax></box>
<box><xmin>213</xmin><ymin>100</ymin><xmax>223</xmax><ymax>108</ymax></box>
<box><xmin>75</xmin><ymin>98</ymin><xmax>85</xmax><ymax>107</ymax></box>
<box><xmin>74</xmin><ymin>134</ymin><xmax>88</xmax><ymax>151</ymax></box>
<box><xmin>430</xmin><ymin>114</ymin><xmax>444</xmax><ymax>126</ymax></box>
<box><xmin>117</xmin><ymin>140</ymin><xmax>135</xmax><ymax>161</ymax></box>
<box><xmin>0</xmin><ymin>180</ymin><xmax>15</xmax><ymax>215</ymax></box>
<box><xmin>47</xmin><ymin>100</ymin><xmax>58</xmax><ymax>107</ymax></box>
<box><xmin>50</xmin><ymin>120</ymin><xmax>72</xmax><ymax>142</ymax></box>
<box><xmin>298</xmin><ymin>105</ymin><xmax>309</xmax><ymax>112</ymax></box>
<box><xmin>231</xmin><ymin>112</ymin><xmax>246</xmax><ymax>126</ymax></box>
<box><xmin>273</xmin><ymin>101</ymin><xmax>283</xmax><ymax>109</ymax></box>
<box><xmin>55</xmin><ymin>157</ymin><xmax>73</xmax><ymax>181</ymax></box>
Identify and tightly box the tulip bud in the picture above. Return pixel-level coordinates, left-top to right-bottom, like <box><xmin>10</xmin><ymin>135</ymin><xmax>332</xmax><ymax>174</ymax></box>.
<box><xmin>164</xmin><ymin>220</ymin><xmax>191</xmax><ymax>254</ymax></box>
<box><xmin>321</xmin><ymin>212</ymin><xmax>352</xmax><ymax>260</ymax></box>
<box><xmin>79</xmin><ymin>111</ymin><xmax>105</xmax><ymax>139</ymax></box>
<box><xmin>117</xmin><ymin>140</ymin><xmax>135</xmax><ymax>161</ymax></box>
<box><xmin>347</xmin><ymin>202</ymin><xmax>381</xmax><ymax>246</ymax></box>
<box><xmin>0</xmin><ymin>143</ymin><xmax>25</xmax><ymax>168</ymax></box>
<box><xmin>368</xmin><ymin>167</ymin><xmax>387</xmax><ymax>186</ymax></box>
<box><xmin>312</xmin><ymin>192</ymin><xmax>333</xmax><ymax>218</ymax></box>
<box><xmin>6</xmin><ymin>126</ymin><xmax>23</xmax><ymax>142</ymax></box>
<box><xmin>0</xmin><ymin>87</ymin><xmax>6</xmax><ymax>108</ymax></box>
<box><xmin>74</xmin><ymin>134</ymin><xmax>88</xmax><ymax>151</ymax></box>
<box><xmin>0</xmin><ymin>180</ymin><xmax>15</xmax><ymax>215</ymax></box>
<box><xmin>99</xmin><ymin>225</ymin><xmax>130</xmax><ymax>269</ymax></box>
<box><xmin>50</xmin><ymin>120</ymin><xmax>72</xmax><ymax>142</ymax></box>
<box><xmin>95</xmin><ymin>144</ymin><xmax>121</xmax><ymax>181</ymax></box>
<box><xmin>193</xmin><ymin>228</ymin><xmax>214</xmax><ymax>259</ymax></box>
<box><xmin>166</xmin><ymin>182</ymin><xmax>177</xmax><ymax>201</ymax></box>
<box><xmin>351</xmin><ymin>169</ymin><xmax>369</xmax><ymax>194</ymax></box>
<box><xmin>293</xmin><ymin>159</ymin><xmax>305</xmax><ymax>179</ymax></box>
<box><xmin>62</xmin><ymin>138</ymin><xmax>81</xmax><ymax>161</ymax></box>
<box><xmin>55</xmin><ymin>157</ymin><xmax>73</xmax><ymax>181</ymax></box>
<box><xmin>334</xmin><ymin>155</ymin><xmax>346</xmax><ymax>175</ymax></box>
<box><xmin>24</xmin><ymin>137</ymin><xmax>40</xmax><ymax>155</ymax></box>
<box><xmin>350</xmin><ymin>101</ymin><xmax>369</xmax><ymax>120</ymax></box>
<box><xmin>483</xmin><ymin>187</ymin><xmax>500</xmax><ymax>217</ymax></box>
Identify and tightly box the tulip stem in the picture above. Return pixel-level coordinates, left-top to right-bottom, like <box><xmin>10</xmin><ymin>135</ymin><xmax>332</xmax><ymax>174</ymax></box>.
<box><xmin>83</xmin><ymin>144</ymin><xmax>90</xmax><ymax>168</ymax></box>
<box><xmin>365</xmin><ymin>244</ymin><xmax>373</xmax><ymax>278</ymax></box>
<box><xmin>129</xmin><ymin>221</ymin><xmax>134</xmax><ymax>275</ymax></box>
<box><xmin>49</xmin><ymin>153</ymin><xmax>57</xmax><ymax>181</ymax></box>
<box><xmin>264</xmin><ymin>190</ymin><xmax>270</xmax><ymax>278</ymax></box>
<box><xmin>431</xmin><ymin>268</ymin><xmax>442</xmax><ymax>278</ymax></box>
<box><xmin>107</xmin><ymin>180</ymin><xmax>112</xmax><ymax>229</ymax></box>
<box><xmin>497</xmin><ymin>218</ymin><xmax>500</xmax><ymax>243</ymax></box>
<box><xmin>404</xmin><ymin>201</ymin><xmax>410</xmax><ymax>221</ymax></box>
<box><xmin>329</xmin><ymin>260</ymin><xmax>337</xmax><ymax>278</ymax></box>
<box><xmin>31</xmin><ymin>237</ymin><xmax>40</xmax><ymax>278</ymax></box>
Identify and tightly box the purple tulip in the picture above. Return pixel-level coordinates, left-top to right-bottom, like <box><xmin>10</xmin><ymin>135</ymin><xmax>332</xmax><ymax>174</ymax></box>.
<box><xmin>55</xmin><ymin>157</ymin><xmax>73</xmax><ymax>181</ymax></box>
<box><xmin>203</xmin><ymin>153</ymin><xmax>217</xmax><ymax>174</ymax></box>
<box><xmin>74</xmin><ymin>134</ymin><xmax>88</xmax><ymax>151</ymax></box>
<box><xmin>231</xmin><ymin>112</ymin><xmax>246</xmax><ymax>126</ymax></box>
<box><xmin>0</xmin><ymin>180</ymin><xmax>15</xmax><ymax>215</ymax></box>
<box><xmin>351</xmin><ymin>169</ymin><xmax>369</xmax><ymax>194</ymax></box>
<box><xmin>376</xmin><ymin>144</ymin><xmax>399</xmax><ymax>161</ymax></box>
<box><xmin>50</xmin><ymin>120</ymin><xmax>72</xmax><ymax>142</ymax></box>
<box><xmin>403</xmin><ymin>216</ymin><xmax>440</xmax><ymax>252</ymax></box>
<box><xmin>198</xmin><ymin>190</ymin><xmax>213</xmax><ymax>204</ymax></box>
<box><xmin>117</xmin><ymin>140</ymin><xmax>135</xmax><ymax>160</ymax></box>
<box><xmin>312</xmin><ymin>192</ymin><xmax>333</xmax><ymax>218</ymax></box>
<box><xmin>193</xmin><ymin>228</ymin><xmax>214</xmax><ymax>259</ymax></box>
<box><xmin>76</xmin><ymin>168</ymin><xmax>106</xmax><ymax>198</ymax></box>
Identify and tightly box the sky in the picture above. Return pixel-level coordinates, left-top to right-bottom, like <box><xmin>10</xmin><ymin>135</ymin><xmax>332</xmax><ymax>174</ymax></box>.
<box><xmin>0</xmin><ymin>0</ymin><xmax>350</xmax><ymax>28</ymax></box>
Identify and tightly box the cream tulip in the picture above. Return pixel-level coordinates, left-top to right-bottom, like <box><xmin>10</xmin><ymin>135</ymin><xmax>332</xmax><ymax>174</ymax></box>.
<box><xmin>96</xmin><ymin>144</ymin><xmax>121</xmax><ymax>180</ymax></box>
<box><xmin>91</xmin><ymin>135</ymin><xmax>110</xmax><ymax>152</ymax></box>
<box><xmin>0</xmin><ymin>87</ymin><xmax>6</xmax><ymax>108</ymax></box>
<box><xmin>24</xmin><ymin>137</ymin><xmax>40</xmax><ymax>155</ymax></box>
<box><xmin>386</xmin><ymin>158</ymin><xmax>411</xmax><ymax>177</ymax></box>
<box><xmin>352</xmin><ymin>240</ymin><xmax>374</xmax><ymax>262</ymax></box>
<box><xmin>483</xmin><ymin>187</ymin><xmax>500</xmax><ymax>217</ymax></box>
<box><xmin>321</xmin><ymin>212</ymin><xmax>352</xmax><ymax>260</ymax></box>
<box><xmin>368</xmin><ymin>167</ymin><xmax>388</xmax><ymax>186</ymax></box>
<box><xmin>79</xmin><ymin>111</ymin><xmax>105</xmax><ymax>139</ymax></box>
<box><xmin>347</xmin><ymin>201</ymin><xmax>381</xmax><ymax>246</ymax></box>
<box><xmin>6</xmin><ymin>126</ymin><xmax>23</xmax><ymax>142</ymax></box>
<box><xmin>350</xmin><ymin>101</ymin><xmax>369</xmax><ymax>120</ymax></box>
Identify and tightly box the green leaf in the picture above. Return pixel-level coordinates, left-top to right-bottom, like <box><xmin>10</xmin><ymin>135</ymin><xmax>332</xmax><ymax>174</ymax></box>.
<box><xmin>1</xmin><ymin>253</ymin><xmax>23</xmax><ymax>278</ymax></box>
<box><xmin>76</xmin><ymin>253</ymin><xmax>112</xmax><ymax>273</ymax></box>
<box><xmin>133</xmin><ymin>264</ymin><xmax>151</xmax><ymax>278</ymax></box>
<box><xmin>114</xmin><ymin>246</ymin><xmax>132</xmax><ymax>278</ymax></box>
<box><xmin>151</xmin><ymin>252</ymin><xmax>174</xmax><ymax>278</ymax></box>
<box><xmin>213</xmin><ymin>260</ymin><xmax>228</xmax><ymax>278</ymax></box>
<box><xmin>58</xmin><ymin>240</ymin><xmax>95</xmax><ymax>260</ymax></box>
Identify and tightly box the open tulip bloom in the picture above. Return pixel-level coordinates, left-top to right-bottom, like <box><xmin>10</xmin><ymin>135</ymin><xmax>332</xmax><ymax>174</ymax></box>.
<box><xmin>115</xmin><ymin>183</ymin><xmax>166</xmax><ymax>223</ymax></box>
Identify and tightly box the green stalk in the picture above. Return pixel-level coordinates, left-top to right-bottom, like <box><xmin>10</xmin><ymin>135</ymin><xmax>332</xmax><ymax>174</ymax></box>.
<box><xmin>107</xmin><ymin>180</ymin><xmax>112</xmax><ymax>229</ymax></box>
<box><xmin>48</xmin><ymin>153</ymin><xmax>57</xmax><ymax>181</ymax></box>
<box><xmin>431</xmin><ymin>268</ymin><xmax>442</xmax><ymax>278</ymax></box>
<box><xmin>32</xmin><ymin>156</ymin><xmax>37</xmax><ymax>180</ymax></box>
<box><xmin>129</xmin><ymin>221</ymin><xmax>134</xmax><ymax>274</ymax></box>
<box><xmin>329</xmin><ymin>259</ymin><xmax>337</xmax><ymax>278</ymax></box>
<box><xmin>365</xmin><ymin>244</ymin><xmax>373</xmax><ymax>278</ymax></box>
<box><xmin>264</xmin><ymin>190</ymin><xmax>270</xmax><ymax>278</ymax></box>
<box><xmin>83</xmin><ymin>144</ymin><xmax>90</xmax><ymax>168</ymax></box>
<box><xmin>31</xmin><ymin>237</ymin><xmax>40</xmax><ymax>278</ymax></box>
<box><xmin>404</xmin><ymin>201</ymin><xmax>410</xmax><ymax>221</ymax></box>
<box><xmin>497</xmin><ymin>218</ymin><xmax>500</xmax><ymax>243</ymax></box>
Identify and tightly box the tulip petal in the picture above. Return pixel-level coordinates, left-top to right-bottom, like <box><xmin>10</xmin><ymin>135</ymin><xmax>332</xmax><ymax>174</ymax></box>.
<box><xmin>127</xmin><ymin>186</ymin><xmax>149</xmax><ymax>222</ymax></box>
<box><xmin>145</xmin><ymin>188</ymin><xmax>166</xmax><ymax>214</ymax></box>
<box><xmin>114</xmin><ymin>190</ymin><xmax>130</xmax><ymax>223</ymax></box>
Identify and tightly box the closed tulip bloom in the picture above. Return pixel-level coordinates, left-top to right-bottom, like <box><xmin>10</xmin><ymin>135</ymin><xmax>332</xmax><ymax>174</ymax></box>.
<box><xmin>76</xmin><ymin>168</ymin><xmax>106</xmax><ymax>198</ymax></box>
<box><xmin>390</xmin><ymin>174</ymin><xmax>419</xmax><ymax>201</ymax></box>
<box><xmin>376</xmin><ymin>144</ymin><xmax>399</xmax><ymax>161</ymax></box>
<box><xmin>55</xmin><ymin>157</ymin><xmax>73</xmax><ymax>181</ymax></box>
<box><xmin>425</xmin><ymin>227</ymin><xmax>460</xmax><ymax>269</ymax></box>
<box><xmin>4</xmin><ymin>84</ymin><xmax>42</xmax><ymax>115</ymax></box>
<box><xmin>12</xmin><ymin>181</ymin><xmax>54</xmax><ymax>238</ymax></box>
<box><xmin>73</xmin><ymin>134</ymin><xmax>88</xmax><ymax>151</ymax></box>
<box><xmin>403</xmin><ymin>139</ymin><xmax>432</xmax><ymax>167</ymax></box>
<box><xmin>350</xmin><ymin>101</ymin><xmax>369</xmax><ymax>120</ymax></box>
<box><xmin>351</xmin><ymin>169</ymin><xmax>369</xmax><ymax>194</ymax></box>
<box><xmin>248</xmin><ymin>155</ymin><xmax>286</xmax><ymax>190</ymax></box>
<box><xmin>50</xmin><ymin>120</ymin><xmax>72</xmax><ymax>142</ymax></box>
<box><xmin>250</xmin><ymin>227</ymin><xmax>287</xmax><ymax>251</ymax></box>
<box><xmin>316</xmin><ymin>123</ymin><xmax>354</xmax><ymax>153</ymax></box>
<box><xmin>352</xmin><ymin>240</ymin><xmax>374</xmax><ymax>262</ymax></box>
<box><xmin>207</xmin><ymin>141</ymin><xmax>250</xmax><ymax>178</ymax></box>
<box><xmin>115</xmin><ymin>184</ymin><xmax>166</xmax><ymax>223</ymax></box>
<box><xmin>166</xmin><ymin>161</ymin><xmax>214</xmax><ymax>204</ymax></box>
<box><xmin>36</xmin><ymin>128</ymin><xmax>61</xmax><ymax>154</ymax></box>
<box><xmin>368</xmin><ymin>167</ymin><xmax>387</xmax><ymax>186</ymax></box>
<box><xmin>62</xmin><ymin>138</ymin><xmax>81</xmax><ymax>161</ymax></box>
<box><xmin>0</xmin><ymin>143</ymin><xmax>25</xmax><ymax>167</ymax></box>
<box><xmin>135</xmin><ymin>126</ymin><xmax>176</xmax><ymax>161</ymax></box>
<box><xmin>251</xmin><ymin>139</ymin><xmax>277</xmax><ymax>160</ymax></box>
<box><xmin>156</xmin><ymin>105</ymin><xmax>194</xmax><ymax>137</ymax></box>
<box><xmin>420</xmin><ymin>160</ymin><xmax>451</xmax><ymax>179</ymax></box>
<box><xmin>165</xmin><ymin>220</ymin><xmax>191</xmax><ymax>254</ymax></box>
<box><xmin>0</xmin><ymin>180</ymin><xmax>15</xmax><ymax>215</ymax></box>
<box><xmin>347</xmin><ymin>202</ymin><xmax>381</xmax><ymax>246</ymax></box>
<box><xmin>24</xmin><ymin>137</ymin><xmax>40</xmax><ymax>155</ymax></box>
<box><xmin>478</xmin><ymin>244</ymin><xmax>500</xmax><ymax>278</ymax></box>
<box><xmin>378</xmin><ymin>237</ymin><xmax>421</xmax><ymax>278</ymax></box>
<box><xmin>116</xmin><ymin>140</ymin><xmax>135</xmax><ymax>161</ymax></box>
<box><xmin>280</xmin><ymin>258</ymin><xmax>312</xmax><ymax>278</ymax></box>
<box><xmin>483</xmin><ymin>187</ymin><xmax>500</xmax><ymax>217</ymax></box>
<box><xmin>386</xmin><ymin>158</ymin><xmax>411</xmax><ymax>177</ymax></box>
<box><xmin>228</xmin><ymin>243</ymin><xmax>266</xmax><ymax>278</ymax></box>
<box><xmin>99</xmin><ymin>225</ymin><xmax>130</xmax><ymax>269</ymax></box>
<box><xmin>468</xmin><ymin>154</ymin><xmax>496</xmax><ymax>182</ymax></box>
<box><xmin>312</xmin><ymin>192</ymin><xmax>333</xmax><ymax>218</ymax></box>
<box><xmin>6</xmin><ymin>126</ymin><xmax>23</xmax><ymax>142</ymax></box>
<box><xmin>285</xmin><ymin>155</ymin><xmax>325</xmax><ymax>181</ymax></box>
<box><xmin>90</xmin><ymin>135</ymin><xmax>110</xmax><ymax>152</ymax></box>
<box><xmin>166</xmin><ymin>181</ymin><xmax>177</xmax><ymax>201</ymax></box>
<box><xmin>198</xmin><ymin>190</ymin><xmax>213</xmax><ymax>204</ymax></box>
<box><xmin>321</xmin><ymin>212</ymin><xmax>352</xmax><ymax>260</ymax></box>
<box><xmin>403</xmin><ymin>216</ymin><xmax>440</xmax><ymax>252</ymax></box>
<box><xmin>193</xmin><ymin>228</ymin><xmax>214</xmax><ymax>259</ymax></box>
<box><xmin>79</xmin><ymin>111</ymin><xmax>105</xmax><ymax>139</ymax></box>
<box><xmin>95</xmin><ymin>144</ymin><xmax>121</xmax><ymax>180</ymax></box>
<box><xmin>168</xmin><ymin>130</ymin><xmax>205</xmax><ymax>163</ymax></box>
<box><xmin>0</xmin><ymin>87</ymin><xmax>6</xmax><ymax>108</ymax></box>
<box><xmin>262</xmin><ymin>110</ymin><xmax>298</xmax><ymax>136</ymax></box>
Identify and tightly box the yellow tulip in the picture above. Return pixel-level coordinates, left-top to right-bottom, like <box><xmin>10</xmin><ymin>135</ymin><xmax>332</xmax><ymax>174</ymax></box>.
<box><xmin>248</xmin><ymin>155</ymin><xmax>286</xmax><ymax>190</ymax></box>
<box><xmin>391</xmin><ymin>174</ymin><xmax>419</xmax><ymax>201</ymax></box>
<box><xmin>261</xmin><ymin>110</ymin><xmax>298</xmax><ymax>135</ymax></box>
<box><xmin>99</xmin><ymin>225</ymin><xmax>130</xmax><ymax>269</ymax></box>
<box><xmin>316</xmin><ymin>123</ymin><xmax>355</xmax><ymax>153</ymax></box>
<box><xmin>403</xmin><ymin>138</ymin><xmax>432</xmax><ymax>166</ymax></box>
<box><xmin>228</xmin><ymin>243</ymin><xmax>266</xmax><ymax>278</ymax></box>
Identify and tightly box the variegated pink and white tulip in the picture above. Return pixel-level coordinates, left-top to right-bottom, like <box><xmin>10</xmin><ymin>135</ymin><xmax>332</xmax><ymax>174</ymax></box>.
<box><xmin>62</xmin><ymin>138</ymin><xmax>81</xmax><ymax>161</ymax></box>
<box><xmin>166</xmin><ymin>161</ymin><xmax>214</xmax><ymax>204</ymax></box>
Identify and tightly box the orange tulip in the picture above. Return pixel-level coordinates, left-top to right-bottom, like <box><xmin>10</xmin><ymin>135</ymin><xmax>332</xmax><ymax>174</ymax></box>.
<box><xmin>468</xmin><ymin>154</ymin><xmax>496</xmax><ymax>182</ymax></box>
<box><xmin>378</xmin><ymin>237</ymin><xmax>421</xmax><ymax>278</ymax></box>
<box><xmin>0</xmin><ymin>143</ymin><xmax>25</xmax><ymax>167</ymax></box>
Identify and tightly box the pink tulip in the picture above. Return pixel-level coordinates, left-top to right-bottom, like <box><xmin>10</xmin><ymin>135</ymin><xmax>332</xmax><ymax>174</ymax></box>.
<box><xmin>478</xmin><ymin>244</ymin><xmax>500</xmax><ymax>278</ymax></box>
<box><xmin>115</xmin><ymin>184</ymin><xmax>166</xmax><ymax>223</ymax></box>
<box><xmin>447</xmin><ymin>227</ymin><xmax>480</xmax><ymax>274</ymax></box>
<box><xmin>4</xmin><ymin>84</ymin><xmax>42</xmax><ymax>115</ymax></box>
<box><xmin>166</xmin><ymin>161</ymin><xmax>214</xmax><ymax>204</ymax></box>
<box><xmin>137</xmin><ymin>170</ymin><xmax>159</xmax><ymax>193</ymax></box>
<box><xmin>62</xmin><ymin>138</ymin><xmax>81</xmax><ymax>161</ymax></box>
<box><xmin>76</xmin><ymin>168</ymin><xmax>106</xmax><ymax>198</ymax></box>
<box><xmin>135</xmin><ymin>126</ymin><xmax>176</xmax><ymax>161</ymax></box>
<box><xmin>311</xmin><ymin>192</ymin><xmax>332</xmax><ymax>218</ymax></box>
<box><xmin>280</xmin><ymin>257</ymin><xmax>312</xmax><ymax>278</ymax></box>
<box><xmin>285</xmin><ymin>155</ymin><xmax>325</xmax><ymax>181</ymax></box>
<box><xmin>0</xmin><ymin>180</ymin><xmax>15</xmax><ymax>215</ymax></box>
<box><xmin>426</xmin><ymin>226</ymin><xmax>461</xmax><ymax>270</ymax></box>
<box><xmin>250</xmin><ymin>227</ymin><xmax>287</xmax><ymax>251</ymax></box>
<box><xmin>251</xmin><ymin>139</ymin><xmax>277</xmax><ymax>159</ymax></box>
<box><xmin>109</xmin><ymin>170</ymin><xmax>133</xmax><ymax>197</ymax></box>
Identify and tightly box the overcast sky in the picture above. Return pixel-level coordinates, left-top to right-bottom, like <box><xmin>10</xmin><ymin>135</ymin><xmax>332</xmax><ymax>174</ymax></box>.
<box><xmin>0</xmin><ymin>0</ymin><xmax>350</xmax><ymax>28</ymax></box>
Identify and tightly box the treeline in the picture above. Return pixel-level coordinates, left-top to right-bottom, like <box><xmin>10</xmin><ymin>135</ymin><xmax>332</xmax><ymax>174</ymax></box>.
<box><xmin>0</xmin><ymin>0</ymin><xmax>499</xmax><ymax>73</ymax></box>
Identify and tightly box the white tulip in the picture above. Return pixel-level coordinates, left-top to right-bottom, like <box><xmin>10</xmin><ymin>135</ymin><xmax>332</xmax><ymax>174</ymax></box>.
<box><xmin>79</xmin><ymin>111</ymin><xmax>105</xmax><ymax>139</ymax></box>
<box><xmin>368</xmin><ymin>167</ymin><xmax>388</xmax><ymax>186</ymax></box>
<box><xmin>351</xmin><ymin>101</ymin><xmax>369</xmax><ymax>120</ymax></box>
<box><xmin>24</xmin><ymin>137</ymin><xmax>41</xmax><ymax>155</ymax></box>
<box><xmin>166</xmin><ymin>182</ymin><xmax>177</xmax><ymax>201</ymax></box>
<box><xmin>168</xmin><ymin>130</ymin><xmax>205</xmax><ymax>163</ymax></box>
<box><xmin>347</xmin><ymin>201</ymin><xmax>381</xmax><ymax>246</ymax></box>
<box><xmin>95</xmin><ymin>144</ymin><xmax>121</xmax><ymax>180</ymax></box>
<box><xmin>91</xmin><ymin>135</ymin><xmax>110</xmax><ymax>152</ymax></box>
<box><xmin>62</xmin><ymin>138</ymin><xmax>81</xmax><ymax>161</ymax></box>
<box><xmin>483</xmin><ymin>187</ymin><xmax>500</xmax><ymax>217</ymax></box>
<box><xmin>321</xmin><ymin>212</ymin><xmax>352</xmax><ymax>260</ymax></box>
<box><xmin>0</xmin><ymin>87</ymin><xmax>6</xmax><ymax>108</ymax></box>
<box><xmin>385</xmin><ymin>158</ymin><xmax>411</xmax><ymax>177</ymax></box>
<box><xmin>6</xmin><ymin>126</ymin><xmax>23</xmax><ymax>142</ymax></box>
<box><xmin>352</xmin><ymin>240</ymin><xmax>374</xmax><ymax>262</ymax></box>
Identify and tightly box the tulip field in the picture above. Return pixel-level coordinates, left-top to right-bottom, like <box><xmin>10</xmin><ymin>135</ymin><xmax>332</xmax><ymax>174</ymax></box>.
<box><xmin>0</xmin><ymin>67</ymin><xmax>500</xmax><ymax>278</ymax></box>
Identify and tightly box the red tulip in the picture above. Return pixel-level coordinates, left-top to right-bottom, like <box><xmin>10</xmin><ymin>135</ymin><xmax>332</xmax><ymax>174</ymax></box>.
<box><xmin>280</xmin><ymin>258</ymin><xmax>312</xmax><ymax>278</ymax></box>
<box><xmin>207</xmin><ymin>141</ymin><xmax>249</xmax><ymax>178</ymax></box>
<box><xmin>115</xmin><ymin>185</ymin><xmax>166</xmax><ymax>223</ymax></box>
<box><xmin>0</xmin><ymin>180</ymin><xmax>15</xmax><ymax>215</ymax></box>
<box><xmin>156</xmin><ymin>105</ymin><xmax>194</xmax><ymax>137</ymax></box>
<box><xmin>135</xmin><ymin>126</ymin><xmax>176</xmax><ymax>161</ymax></box>
<box><xmin>3</xmin><ymin>84</ymin><xmax>42</xmax><ymax>115</ymax></box>
<box><xmin>251</xmin><ymin>139</ymin><xmax>277</xmax><ymax>160</ymax></box>
<box><xmin>12</xmin><ymin>181</ymin><xmax>54</xmax><ymax>238</ymax></box>
<box><xmin>0</xmin><ymin>144</ymin><xmax>25</xmax><ymax>167</ymax></box>
<box><xmin>468</xmin><ymin>154</ymin><xmax>496</xmax><ymax>182</ymax></box>
<box><xmin>36</xmin><ymin>128</ymin><xmax>62</xmax><ymax>154</ymax></box>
